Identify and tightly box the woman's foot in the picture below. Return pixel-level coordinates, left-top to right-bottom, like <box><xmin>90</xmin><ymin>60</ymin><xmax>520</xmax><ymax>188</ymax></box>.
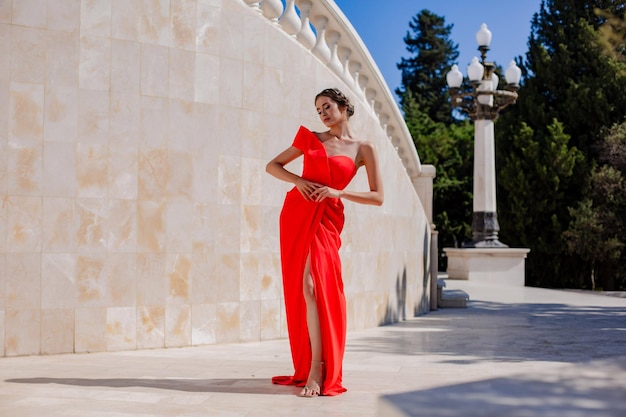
<box><xmin>298</xmin><ymin>360</ymin><xmax>323</xmax><ymax>397</ymax></box>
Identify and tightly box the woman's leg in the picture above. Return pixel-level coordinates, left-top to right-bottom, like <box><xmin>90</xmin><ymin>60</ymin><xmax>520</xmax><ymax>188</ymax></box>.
<box><xmin>299</xmin><ymin>253</ymin><xmax>323</xmax><ymax>397</ymax></box>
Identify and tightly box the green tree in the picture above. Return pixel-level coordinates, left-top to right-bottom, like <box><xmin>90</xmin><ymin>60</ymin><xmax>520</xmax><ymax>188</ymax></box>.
<box><xmin>496</xmin><ymin>0</ymin><xmax>626</xmax><ymax>287</ymax></box>
<box><xmin>396</xmin><ymin>10</ymin><xmax>459</xmax><ymax>125</ymax></box>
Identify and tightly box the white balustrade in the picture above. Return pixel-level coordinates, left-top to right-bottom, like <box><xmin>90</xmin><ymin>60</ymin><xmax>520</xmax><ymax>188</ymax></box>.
<box><xmin>281</xmin><ymin>0</ymin><xmax>301</xmax><ymax>35</ymax></box>
<box><xmin>260</xmin><ymin>0</ymin><xmax>283</xmax><ymax>24</ymax></box>
<box><xmin>295</xmin><ymin>0</ymin><xmax>316</xmax><ymax>49</ymax></box>
<box><xmin>241</xmin><ymin>0</ymin><xmax>423</xmax><ymax>182</ymax></box>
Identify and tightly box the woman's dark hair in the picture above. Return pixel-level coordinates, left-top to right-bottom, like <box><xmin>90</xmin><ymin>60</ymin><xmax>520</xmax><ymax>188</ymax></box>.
<box><xmin>315</xmin><ymin>88</ymin><xmax>355</xmax><ymax>118</ymax></box>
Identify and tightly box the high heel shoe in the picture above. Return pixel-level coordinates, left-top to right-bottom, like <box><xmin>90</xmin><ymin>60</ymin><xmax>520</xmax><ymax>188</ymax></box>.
<box><xmin>298</xmin><ymin>360</ymin><xmax>324</xmax><ymax>397</ymax></box>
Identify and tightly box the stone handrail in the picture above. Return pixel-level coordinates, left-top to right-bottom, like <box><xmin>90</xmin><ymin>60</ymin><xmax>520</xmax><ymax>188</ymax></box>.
<box><xmin>243</xmin><ymin>0</ymin><xmax>423</xmax><ymax>182</ymax></box>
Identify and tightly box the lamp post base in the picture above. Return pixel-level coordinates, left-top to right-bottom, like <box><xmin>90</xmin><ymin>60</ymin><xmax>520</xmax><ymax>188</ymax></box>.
<box><xmin>463</xmin><ymin>211</ymin><xmax>508</xmax><ymax>248</ymax></box>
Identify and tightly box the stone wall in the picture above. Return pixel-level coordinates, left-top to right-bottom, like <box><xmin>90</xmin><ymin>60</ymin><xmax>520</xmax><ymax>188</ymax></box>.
<box><xmin>0</xmin><ymin>0</ymin><xmax>431</xmax><ymax>357</ymax></box>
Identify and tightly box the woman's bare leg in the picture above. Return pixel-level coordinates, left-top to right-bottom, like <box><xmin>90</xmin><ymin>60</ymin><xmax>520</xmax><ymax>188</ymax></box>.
<box><xmin>299</xmin><ymin>253</ymin><xmax>323</xmax><ymax>397</ymax></box>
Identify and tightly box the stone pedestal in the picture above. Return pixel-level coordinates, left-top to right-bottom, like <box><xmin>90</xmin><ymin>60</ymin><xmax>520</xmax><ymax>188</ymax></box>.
<box><xmin>444</xmin><ymin>248</ymin><xmax>530</xmax><ymax>286</ymax></box>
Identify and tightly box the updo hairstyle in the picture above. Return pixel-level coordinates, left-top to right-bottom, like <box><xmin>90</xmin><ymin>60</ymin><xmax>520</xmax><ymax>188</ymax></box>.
<box><xmin>315</xmin><ymin>88</ymin><xmax>355</xmax><ymax>119</ymax></box>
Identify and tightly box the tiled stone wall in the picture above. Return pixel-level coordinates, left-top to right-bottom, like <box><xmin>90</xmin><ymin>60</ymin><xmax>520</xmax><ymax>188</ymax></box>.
<box><xmin>0</xmin><ymin>0</ymin><xmax>431</xmax><ymax>357</ymax></box>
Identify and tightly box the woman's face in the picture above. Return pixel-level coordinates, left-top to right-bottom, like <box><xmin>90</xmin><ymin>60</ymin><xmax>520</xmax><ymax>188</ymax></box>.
<box><xmin>315</xmin><ymin>96</ymin><xmax>346</xmax><ymax>127</ymax></box>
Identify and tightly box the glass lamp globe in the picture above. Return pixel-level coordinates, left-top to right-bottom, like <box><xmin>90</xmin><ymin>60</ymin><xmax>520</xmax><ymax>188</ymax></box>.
<box><xmin>446</xmin><ymin>64</ymin><xmax>463</xmax><ymax>88</ymax></box>
<box><xmin>467</xmin><ymin>57</ymin><xmax>484</xmax><ymax>82</ymax></box>
<box><xmin>476</xmin><ymin>23</ymin><xmax>492</xmax><ymax>47</ymax></box>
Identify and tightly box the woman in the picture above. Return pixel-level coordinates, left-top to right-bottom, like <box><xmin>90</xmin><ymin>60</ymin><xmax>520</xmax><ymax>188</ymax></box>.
<box><xmin>266</xmin><ymin>88</ymin><xmax>384</xmax><ymax>397</ymax></box>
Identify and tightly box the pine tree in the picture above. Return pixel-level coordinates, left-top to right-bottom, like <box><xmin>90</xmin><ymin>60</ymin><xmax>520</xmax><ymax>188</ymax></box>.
<box><xmin>396</xmin><ymin>10</ymin><xmax>459</xmax><ymax>125</ymax></box>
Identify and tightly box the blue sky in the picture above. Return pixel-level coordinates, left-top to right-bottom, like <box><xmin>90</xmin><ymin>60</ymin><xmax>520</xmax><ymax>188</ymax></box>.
<box><xmin>334</xmin><ymin>0</ymin><xmax>544</xmax><ymax>95</ymax></box>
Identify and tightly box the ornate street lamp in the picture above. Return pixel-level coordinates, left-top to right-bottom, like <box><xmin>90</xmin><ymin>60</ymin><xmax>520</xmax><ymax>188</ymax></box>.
<box><xmin>446</xmin><ymin>23</ymin><xmax>522</xmax><ymax>248</ymax></box>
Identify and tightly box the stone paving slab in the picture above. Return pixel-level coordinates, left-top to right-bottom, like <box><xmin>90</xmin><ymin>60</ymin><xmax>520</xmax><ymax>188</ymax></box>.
<box><xmin>1</xmin><ymin>280</ymin><xmax>625</xmax><ymax>417</ymax></box>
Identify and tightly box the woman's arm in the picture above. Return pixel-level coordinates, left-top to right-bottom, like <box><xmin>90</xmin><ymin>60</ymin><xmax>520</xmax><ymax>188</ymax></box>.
<box><xmin>311</xmin><ymin>142</ymin><xmax>384</xmax><ymax>206</ymax></box>
<box><xmin>266</xmin><ymin>146</ymin><xmax>322</xmax><ymax>201</ymax></box>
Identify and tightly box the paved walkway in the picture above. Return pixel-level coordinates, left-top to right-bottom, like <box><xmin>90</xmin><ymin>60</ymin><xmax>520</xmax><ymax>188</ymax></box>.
<box><xmin>1</xmin><ymin>280</ymin><xmax>625</xmax><ymax>417</ymax></box>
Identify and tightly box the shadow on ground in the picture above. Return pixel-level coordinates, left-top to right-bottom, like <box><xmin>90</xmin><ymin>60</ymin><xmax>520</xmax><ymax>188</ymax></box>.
<box><xmin>4</xmin><ymin>377</ymin><xmax>297</xmax><ymax>395</ymax></box>
<box><xmin>349</xmin><ymin>300</ymin><xmax>626</xmax><ymax>363</ymax></box>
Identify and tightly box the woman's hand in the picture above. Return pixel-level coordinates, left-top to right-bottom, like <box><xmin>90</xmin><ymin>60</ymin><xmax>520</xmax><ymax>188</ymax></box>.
<box><xmin>310</xmin><ymin>185</ymin><xmax>342</xmax><ymax>202</ymax></box>
<box><xmin>295</xmin><ymin>178</ymin><xmax>323</xmax><ymax>201</ymax></box>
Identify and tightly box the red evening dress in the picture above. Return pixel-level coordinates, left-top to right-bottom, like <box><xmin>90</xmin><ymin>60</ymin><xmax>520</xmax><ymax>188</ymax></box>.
<box><xmin>271</xmin><ymin>126</ymin><xmax>357</xmax><ymax>396</ymax></box>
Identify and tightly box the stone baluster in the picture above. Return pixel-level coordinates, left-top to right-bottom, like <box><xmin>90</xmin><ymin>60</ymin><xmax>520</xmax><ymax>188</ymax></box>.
<box><xmin>358</xmin><ymin>73</ymin><xmax>369</xmax><ymax>100</ymax></box>
<box><xmin>326</xmin><ymin>30</ymin><xmax>343</xmax><ymax>76</ymax></box>
<box><xmin>295</xmin><ymin>0</ymin><xmax>316</xmax><ymax>50</ymax></box>
<box><xmin>311</xmin><ymin>15</ymin><xmax>331</xmax><ymax>64</ymax></box>
<box><xmin>338</xmin><ymin>46</ymin><xmax>354</xmax><ymax>86</ymax></box>
<box><xmin>243</xmin><ymin>0</ymin><xmax>262</xmax><ymax>12</ymax></box>
<box><xmin>365</xmin><ymin>88</ymin><xmax>377</xmax><ymax>113</ymax></box>
<box><xmin>379</xmin><ymin>113</ymin><xmax>390</xmax><ymax>133</ymax></box>
<box><xmin>260</xmin><ymin>0</ymin><xmax>283</xmax><ymax>24</ymax></box>
<box><xmin>386</xmin><ymin>125</ymin><xmax>395</xmax><ymax>141</ymax></box>
<box><xmin>280</xmin><ymin>0</ymin><xmax>301</xmax><ymax>36</ymax></box>
<box><xmin>349</xmin><ymin>61</ymin><xmax>364</xmax><ymax>99</ymax></box>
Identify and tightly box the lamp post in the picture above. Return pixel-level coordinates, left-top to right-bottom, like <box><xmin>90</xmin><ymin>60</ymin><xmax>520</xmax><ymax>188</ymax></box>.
<box><xmin>446</xmin><ymin>23</ymin><xmax>522</xmax><ymax>248</ymax></box>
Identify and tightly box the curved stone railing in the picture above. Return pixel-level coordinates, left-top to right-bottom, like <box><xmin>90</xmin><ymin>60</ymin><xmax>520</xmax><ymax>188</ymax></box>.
<box><xmin>243</xmin><ymin>0</ymin><xmax>423</xmax><ymax>182</ymax></box>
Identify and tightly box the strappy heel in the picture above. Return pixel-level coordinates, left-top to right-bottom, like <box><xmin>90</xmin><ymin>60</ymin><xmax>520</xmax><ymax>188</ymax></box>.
<box><xmin>298</xmin><ymin>360</ymin><xmax>324</xmax><ymax>397</ymax></box>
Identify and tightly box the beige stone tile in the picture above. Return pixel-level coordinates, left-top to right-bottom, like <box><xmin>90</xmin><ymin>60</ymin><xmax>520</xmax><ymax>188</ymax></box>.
<box><xmin>42</xmin><ymin>198</ymin><xmax>76</xmax><ymax>252</ymax></box>
<box><xmin>106</xmin><ymin>306</ymin><xmax>137</xmax><ymax>351</ymax></box>
<box><xmin>168</xmin><ymin>100</ymin><xmax>195</xmax><ymax>152</ymax></box>
<box><xmin>9</xmin><ymin>82</ymin><xmax>44</xmax><ymax>143</ymax></box>
<box><xmin>106</xmin><ymin>199</ymin><xmax>137</xmax><ymax>253</ymax></box>
<box><xmin>261</xmin><ymin>206</ymin><xmax>280</xmax><ymax>252</ymax></box>
<box><xmin>136</xmin><ymin>305</ymin><xmax>165</xmax><ymax>349</ymax></box>
<box><xmin>217</xmin><ymin>105</ymin><xmax>242</xmax><ymax>155</ymax></box>
<box><xmin>77</xmin><ymin>89</ymin><xmax>109</xmax><ymax>145</ymax></box>
<box><xmin>190</xmin><ymin>134</ymin><xmax>219</xmax><ymax>203</ymax></box>
<box><xmin>0</xmin><ymin>253</ymin><xmax>5</xmax><ymax>310</ymax></box>
<box><xmin>137</xmin><ymin>200</ymin><xmax>166</xmax><ymax>253</ymax></box>
<box><xmin>7</xmin><ymin>142</ymin><xmax>42</xmax><ymax>196</ymax></box>
<box><xmin>216</xmin><ymin>204</ymin><xmax>240</xmax><ymax>253</ymax></box>
<box><xmin>110</xmin><ymin>92</ymin><xmax>140</xmax><ymax>147</ymax></box>
<box><xmin>108</xmin><ymin>143</ymin><xmax>138</xmax><ymax>200</ymax></box>
<box><xmin>239</xmin><ymin>300</ymin><xmax>260</xmax><ymax>342</ymax></box>
<box><xmin>165</xmin><ymin>202</ymin><xmax>193</xmax><ymax>253</ymax></box>
<box><xmin>6</xmin><ymin>253</ymin><xmax>40</xmax><ymax>310</ymax></box>
<box><xmin>106</xmin><ymin>253</ymin><xmax>136</xmax><ymax>306</ymax></box>
<box><xmin>194</xmin><ymin>53</ymin><xmax>219</xmax><ymax>104</ymax></box>
<box><xmin>80</xmin><ymin>0</ymin><xmax>111</xmax><ymax>37</ymax></box>
<box><xmin>259</xmin><ymin>252</ymin><xmax>281</xmax><ymax>300</ymax></box>
<box><xmin>41</xmin><ymin>308</ymin><xmax>74</xmax><ymax>354</ymax></box>
<box><xmin>243</xmin><ymin>13</ymin><xmax>265</xmax><ymax>65</ymax></box>
<box><xmin>111</xmin><ymin>40</ymin><xmax>140</xmax><ymax>94</ymax></box>
<box><xmin>11</xmin><ymin>26</ymin><xmax>45</xmax><ymax>84</ymax></box>
<box><xmin>46</xmin><ymin>30</ymin><xmax>79</xmax><ymax>89</ymax></box>
<box><xmin>43</xmin><ymin>142</ymin><xmax>76</xmax><ymax>197</ymax></box>
<box><xmin>219</xmin><ymin>57</ymin><xmax>242</xmax><ymax>108</ymax></box>
<box><xmin>0</xmin><ymin>196</ymin><xmax>5</xmax><ymax>254</ymax></box>
<box><xmin>166</xmin><ymin>253</ymin><xmax>191</xmax><ymax>305</ymax></box>
<box><xmin>141</xmin><ymin>0</ymin><xmax>170</xmax><ymax>46</ymax></box>
<box><xmin>136</xmin><ymin>254</ymin><xmax>167</xmax><ymax>306</ymax></box>
<box><xmin>170</xmin><ymin>0</ymin><xmax>196</xmax><ymax>51</ymax></box>
<box><xmin>44</xmin><ymin>86</ymin><xmax>78</xmax><ymax>143</ymax></box>
<box><xmin>0</xmin><ymin>26</ymin><xmax>8</xmax><ymax>82</ymax></box>
<box><xmin>215</xmin><ymin>253</ymin><xmax>240</xmax><ymax>302</ymax></box>
<box><xmin>166</xmin><ymin>151</ymin><xmax>193</xmax><ymax>202</ymax></box>
<box><xmin>190</xmin><ymin>242</ymin><xmax>217</xmax><ymax>304</ymax></box>
<box><xmin>0</xmin><ymin>310</ymin><xmax>4</xmax><ymax>357</ymax></box>
<box><xmin>240</xmin><ymin>159</ymin><xmax>263</xmax><ymax>206</ymax></box>
<box><xmin>76</xmin><ymin>254</ymin><xmax>106</xmax><ymax>307</ymax></box>
<box><xmin>6</xmin><ymin>196</ymin><xmax>42</xmax><ymax>252</ymax></box>
<box><xmin>169</xmin><ymin>50</ymin><xmax>195</xmax><ymax>101</ymax></box>
<box><xmin>215</xmin><ymin>301</ymin><xmax>239</xmax><ymax>343</ymax></box>
<box><xmin>191</xmin><ymin>203</ymin><xmax>218</xmax><ymax>247</ymax></box>
<box><xmin>218</xmin><ymin>155</ymin><xmax>241</xmax><ymax>205</ymax></box>
<box><xmin>74</xmin><ymin>307</ymin><xmax>106</xmax><ymax>352</ymax></box>
<box><xmin>140</xmin><ymin>43</ymin><xmax>169</xmax><ymax>98</ymax></box>
<box><xmin>0</xmin><ymin>1</ymin><xmax>10</xmax><ymax>23</ymax></box>
<box><xmin>196</xmin><ymin>2</ymin><xmax>220</xmax><ymax>56</ymax></box>
<box><xmin>260</xmin><ymin>299</ymin><xmax>281</xmax><ymax>340</ymax></box>
<box><xmin>239</xmin><ymin>252</ymin><xmax>259</xmax><ymax>302</ymax></box>
<box><xmin>41</xmin><ymin>253</ymin><xmax>76</xmax><ymax>309</ymax></box>
<box><xmin>75</xmin><ymin>198</ymin><xmax>106</xmax><ymax>252</ymax></box>
<box><xmin>139</xmin><ymin>96</ymin><xmax>168</xmax><ymax>148</ymax></box>
<box><xmin>191</xmin><ymin>303</ymin><xmax>217</xmax><ymax>345</ymax></box>
<box><xmin>111</xmin><ymin>0</ymin><xmax>141</xmax><ymax>41</ymax></box>
<box><xmin>138</xmin><ymin>149</ymin><xmax>167</xmax><ymax>201</ymax></box>
<box><xmin>240</xmin><ymin>205</ymin><xmax>262</xmax><ymax>253</ymax></box>
<box><xmin>5</xmin><ymin>309</ymin><xmax>40</xmax><ymax>356</ymax></box>
<box><xmin>47</xmin><ymin>0</ymin><xmax>80</xmax><ymax>32</ymax></box>
<box><xmin>79</xmin><ymin>35</ymin><xmax>111</xmax><ymax>91</ymax></box>
<box><xmin>219</xmin><ymin>8</ymin><xmax>243</xmax><ymax>61</ymax></box>
<box><xmin>242</xmin><ymin>62</ymin><xmax>264</xmax><ymax>112</ymax></box>
<box><xmin>165</xmin><ymin>304</ymin><xmax>191</xmax><ymax>347</ymax></box>
<box><xmin>76</xmin><ymin>144</ymin><xmax>108</xmax><ymax>198</ymax></box>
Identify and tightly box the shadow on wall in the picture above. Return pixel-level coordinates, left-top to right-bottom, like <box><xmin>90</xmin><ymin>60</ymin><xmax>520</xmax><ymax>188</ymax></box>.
<box><xmin>381</xmin><ymin>268</ymin><xmax>407</xmax><ymax>325</ymax></box>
